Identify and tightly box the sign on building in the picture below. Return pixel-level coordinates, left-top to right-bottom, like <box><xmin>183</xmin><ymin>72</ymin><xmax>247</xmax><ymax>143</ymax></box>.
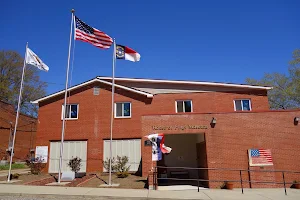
<box><xmin>248</xmin><ymin>149</ymin><xmax>273</xmax><ymax>166</ymax></box>
<box><xmin>35</xmin><ymin>146</ymin><xmax>48</xmax><ymax>163</ymax></box>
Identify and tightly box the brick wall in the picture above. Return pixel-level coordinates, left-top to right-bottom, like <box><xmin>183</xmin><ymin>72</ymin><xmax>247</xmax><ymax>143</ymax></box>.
<box><xmin>36</xmin><ymin>82</ymin><xmax>269</xmax><ymax>173</ymax></box>
<box><xmin>0</xmin><ymin>101</ymin><xmax>36</xmax><ymax>161</ymax></box>
<box><xmin>141</xmin><ymin>110</ymin><xmax>300</xmax><ymax>188</ymax></box>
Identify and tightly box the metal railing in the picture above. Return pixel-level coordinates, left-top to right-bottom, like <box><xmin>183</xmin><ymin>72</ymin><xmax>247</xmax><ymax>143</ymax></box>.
<box><xmin>152</xmin><ymin>166</ymin><xmax>300</xmax><ymax>195</ymax></box>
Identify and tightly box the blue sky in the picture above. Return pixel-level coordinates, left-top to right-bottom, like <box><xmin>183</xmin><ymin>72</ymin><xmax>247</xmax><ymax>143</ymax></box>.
<box><xmin>1</xmin><ymin>0</ymin><xmax>299</xmax><ymax>95</ymax></box>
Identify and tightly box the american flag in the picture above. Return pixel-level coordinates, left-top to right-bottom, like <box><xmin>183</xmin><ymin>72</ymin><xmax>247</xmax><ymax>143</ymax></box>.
<box><xmin>75</xmin><ymin>16</ymin><xmax>113</xmax><ymax>49</ymax></box>
<box><xmin>249</xmin><ymin>149</ymin><xmax>273</xmax><ymax>166</ymax></box>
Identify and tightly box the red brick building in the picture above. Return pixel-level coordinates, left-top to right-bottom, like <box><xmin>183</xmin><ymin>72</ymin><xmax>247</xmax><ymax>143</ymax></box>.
<box><xmin>32</xmin><ymin>76</ymin><xmax>300</xmax><ymax>188</ymax></box>
<box><xmin>0</xmin><ymin>100</ymin><xmax>36</xmax><ymax>161</ymax></box>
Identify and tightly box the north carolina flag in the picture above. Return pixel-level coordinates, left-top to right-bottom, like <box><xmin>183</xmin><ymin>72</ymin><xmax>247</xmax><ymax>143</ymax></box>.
<box><xmin>116</xmin><ymin>44</ymin><xmax>141</xmax><ymax>62</ymax></box>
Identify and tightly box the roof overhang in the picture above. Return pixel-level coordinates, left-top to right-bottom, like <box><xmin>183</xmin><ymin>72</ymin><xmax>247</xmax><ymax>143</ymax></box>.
<box><xmin>31</xmin><ymin>78</ymin><xmax>153</xmax><ymax>104</ymax></box>
<box><xmin>98</xmin><ymin>76</ymin><xmax>273</xmax><ymax>90</ymax></box>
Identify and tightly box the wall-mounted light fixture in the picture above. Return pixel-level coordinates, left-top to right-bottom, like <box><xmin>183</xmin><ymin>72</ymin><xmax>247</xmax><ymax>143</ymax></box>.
<box><xmin>210</xmin><ymin>117</ymin><xmax>217</xmax><ymax>128</ymax></box>
<box><xmin>294</xmin><ymin>117</ymin><xmax>299</xmax><ymax>125</ymax></box>
<box><xmin>211</xmin><ymin>117</ymin><xmax>217</xmax><ymax>124</ymax></box>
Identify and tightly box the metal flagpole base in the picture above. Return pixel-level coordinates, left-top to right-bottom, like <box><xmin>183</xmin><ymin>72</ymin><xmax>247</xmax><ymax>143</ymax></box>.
<box><xmin>99</xmin><ymin>183</ymin><xmax>120</xmax><ymax>187</ymax></box>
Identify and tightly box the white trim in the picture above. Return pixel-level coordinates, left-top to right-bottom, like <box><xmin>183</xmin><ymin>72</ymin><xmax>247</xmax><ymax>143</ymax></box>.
<box><xmin>233</xmin><ymin>100</ymin><xmax>237</xmax><ymax>111</ymax></box>
<box><xmin>61</xmin><ymin>104</ymin><xmax>79</xmax><ymax>120</ymax></box>
<box><xmin>31</xmin><ymin>78</ymin><xmax>153</xmax><ymax>103</ymax></box>
<box><xmin>234</xmin><ymin>99</ymin><xmax>252</xmax><ymax>111</ymax></box>
<box><xmin>98</xmin><ymin>76</ymin><xmax>273</xmax><ymax>90</ymax></box>
<box><xmin>114</xmin><ymin>102</ymin><xmax>132</xmax><ymax>118</ymax></box>
<box><xmin>175</xmin><ymin>100</ymin><xmax>193</xmax><ymax>113</ymax></box>
<box><xmin>248</xmin><ymin>100</ymin><xmax>252</xmax><ymax>111</ymax></box>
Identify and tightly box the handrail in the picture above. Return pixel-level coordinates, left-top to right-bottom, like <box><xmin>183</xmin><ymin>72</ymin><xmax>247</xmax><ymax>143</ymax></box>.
<box><xmin>152</xmin><ymin>166</ymin><xmax>300</xmax><ymax>195</ymax></box>
<box><xmin>155</xmin><ymin>166</ymin><xmax>300</xmax><ymax>173</ymax></box>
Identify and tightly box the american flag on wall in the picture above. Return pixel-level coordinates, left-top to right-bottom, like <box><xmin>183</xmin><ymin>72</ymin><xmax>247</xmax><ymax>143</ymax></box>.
<box><xmin>248</xmin><ymin>149</ymin><xmax>273</xmax><ymax>166</ymax></box>
<box><xmin>74</xmin><ymin>16</ymin><xmax>113</xmax><ymax>49</ymax></box>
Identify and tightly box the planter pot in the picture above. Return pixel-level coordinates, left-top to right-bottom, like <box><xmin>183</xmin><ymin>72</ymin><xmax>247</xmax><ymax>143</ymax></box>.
<box><xmin>226</xmin><ymin>182</ymin><xmax>234</xmax><ymax>190</ymax></box>
<box><xmin>294</xmin><ymin>183</ymin><xmax>300</xmax><ymax>189</ymax></box>
<box><xmin>75</xmin><ymin>172</ymin><xmax>86</xmax><ymax>178</ymax></box>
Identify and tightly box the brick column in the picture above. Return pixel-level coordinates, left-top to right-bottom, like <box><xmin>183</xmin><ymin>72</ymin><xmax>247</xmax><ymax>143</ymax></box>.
<box><xmin>142</xmin><ymin>137</ymin><xmax>157</xmax><ymax>189</ymax></box>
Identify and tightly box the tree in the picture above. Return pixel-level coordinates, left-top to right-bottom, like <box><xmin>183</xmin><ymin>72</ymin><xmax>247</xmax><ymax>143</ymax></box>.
<box><xmin>246</xmin><ymin>49</ymin><xmax>300</xmax><ymax>110</ymax></box>
<box><xmin>288</xmin><ymin>49</ymin><xmax>300</xmax><ymax>106</ymax></box>
<box><xmin>0</xmin><ymin>50</ymin><xmax>47</xmax><ymax>116</ymax></box>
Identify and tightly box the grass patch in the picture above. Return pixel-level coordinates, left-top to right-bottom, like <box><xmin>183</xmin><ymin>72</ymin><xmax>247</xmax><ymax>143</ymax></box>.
<box><xmin>0</xmin><ymin>163</ymin><xmax>27</xmax><ymax>170</ymax></box>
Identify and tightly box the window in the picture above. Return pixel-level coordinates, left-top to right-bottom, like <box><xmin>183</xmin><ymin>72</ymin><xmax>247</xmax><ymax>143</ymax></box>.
<box><xmin>176</xmin><ymin>100</ymin><xmax>192</xmax><ymax>113</ymax></box>
<box><xmin>115</xmin><ymin>102</ymin><xmax>131</xmax><ymax>118</ymax></box>
<box><xmin>93</xmin><ymin>86</ymin><xmax>100</xmax><ymax>95</ymax></box>
<box><xmin>234</xmin><ymin>99</ymin><xmax>251</xmax><ymax>111</ymax></box>
<box><xmin>62</xmin><ymin>104</ymin><xmax>79</xmax><ymax>119</ymax></box>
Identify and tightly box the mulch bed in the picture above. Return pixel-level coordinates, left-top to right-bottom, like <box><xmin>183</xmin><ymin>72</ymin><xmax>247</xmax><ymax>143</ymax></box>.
<box><xmin>25</xmin><ymin>176</ymin><xmax>57</xmax><ymax>186</ymax></box>
<box><xmin>66</xmin><ymin>174</ymin><xmax>95</xmax><ymax>187</ymax></box>
<box><xmin>0</xmin><ymin>173</ymin><xmax>51</xmax><ymax>185</ymax></box>
<box><xmin>24</xmin><ymin>174</ymin><xmax>96</xmax><ymax>187</ymax></box>
<box><xmin>78</xmin><ymin>173</ymin><xmax>148</xmax><ymax>189</ymax></box>
<box><xmin>0</xmin><ymin>172</ymin><xmax>147</xmax><ymax>189</ymax></box>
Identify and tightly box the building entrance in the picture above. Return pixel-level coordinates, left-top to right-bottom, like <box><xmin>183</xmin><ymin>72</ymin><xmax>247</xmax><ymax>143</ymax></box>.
<box><xmin>157</xmin><ymin>133</ymin><xmax>208</xmax><ymax>187</ymax></box>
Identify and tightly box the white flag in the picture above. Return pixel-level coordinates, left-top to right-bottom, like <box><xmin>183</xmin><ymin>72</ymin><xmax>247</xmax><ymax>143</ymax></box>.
<box><xmin>26</xmin><ymin>48</ymin><xmax>49</xmax><ymax>72</ymax></box>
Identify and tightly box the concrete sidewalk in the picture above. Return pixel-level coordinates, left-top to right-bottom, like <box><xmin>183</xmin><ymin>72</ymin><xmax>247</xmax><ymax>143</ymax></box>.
<box><xmin>0</xmin><ymin>169</ymin><xmax>30</xmax><ymax>177</ymax></box>
<box><xmin>0</xmin><ymin>184</ymin><xmax>300</xmax><ymax>200</ymax></box>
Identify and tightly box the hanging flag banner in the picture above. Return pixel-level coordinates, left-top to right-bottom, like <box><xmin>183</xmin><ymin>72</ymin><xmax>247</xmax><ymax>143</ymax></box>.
<box><xmin>116</xmin><ymin>44</ymin><xmax>141</xmax><ymax>62</ymax></box>
<box><xmin>146</xmin><ymin>133</ymin><xmax>172</xmax><ymax>161</ymax></box>
<box><xmin>248</xmin><ymin>149</ymin><xmax>273</xmax><ymax>166</ymax></box>
<box><xmin>26</xmin><ymin>48</ymin><xmax>49</xmax><ymax>72</ymax></box>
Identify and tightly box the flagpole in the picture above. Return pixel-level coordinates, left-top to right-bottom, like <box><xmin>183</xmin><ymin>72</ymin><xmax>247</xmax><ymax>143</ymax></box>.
<box><xmin>7</xmin><ymin>42</ymin><xmax>28</xmax><ymax>182</ymax></box>
<box><xmin>109</xmin><ymin>38</ymin><xmax>116</xmax><ymax>186</ymax></box>
<box><xmin>58</xmin><ymin>9</ymin><xmax>75</xmax><ymax>183</ymax></box>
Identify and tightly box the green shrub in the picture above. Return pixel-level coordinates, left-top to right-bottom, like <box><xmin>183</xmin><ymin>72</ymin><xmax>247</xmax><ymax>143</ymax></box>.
<box><xmin>115</xmin><ymin>156</ymin><xmax>130</xmax><ymax>178</ymax></box>
<box><xmin>26</xmin><ymin>159</ymin><xmax>45</xmax><ymax>175</ymax></box>
<box><xmin>103</xmin><ymin>156</ymin><xmax>130</xmax><ymax>178</ymax></box>
<box><xmin>12</xmin><ymin>173</ymin><xmax>20</xmax><ymax>179</ymax></box>
<box><xmin>103</xmin><ymin>157</ymin><xmax>116</xmax><ymax>172</ymax></box>
<box><xmin>7</xmin><ymin>173</ymin><xmax>20</xmax><ymax>180</ymax></box>
<box><xmin>68</xmin><ymin>157</ymin><xmax>82</xmax><ymax>173</ymax></box>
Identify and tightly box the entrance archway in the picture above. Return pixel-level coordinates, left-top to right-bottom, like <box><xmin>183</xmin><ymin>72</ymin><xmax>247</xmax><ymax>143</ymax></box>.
<box><xmin>157</xmin><ymin>133</ymin><xmax>208</xmax><ymax>187</ymax></box>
